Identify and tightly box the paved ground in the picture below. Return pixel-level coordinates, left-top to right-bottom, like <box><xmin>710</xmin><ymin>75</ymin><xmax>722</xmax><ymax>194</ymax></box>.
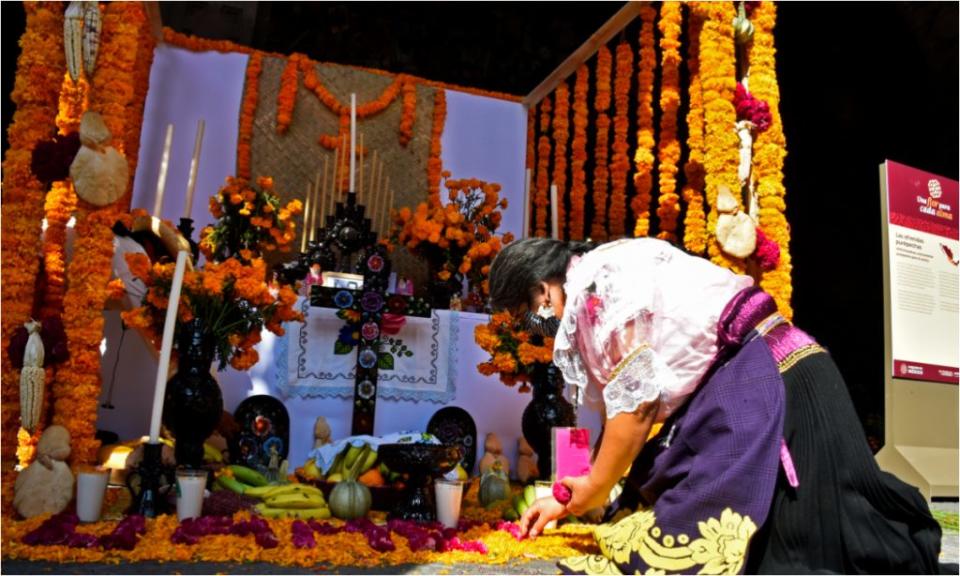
<box><xmin>5</xmin><ymin>503</ymin><xmax>958</xmax><ymax>574</ymax></box>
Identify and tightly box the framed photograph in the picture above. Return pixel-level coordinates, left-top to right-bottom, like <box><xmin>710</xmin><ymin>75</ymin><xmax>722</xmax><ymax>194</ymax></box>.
<box><xmin>323</xmin><ymin>271</ymin><xmax>364</xmax><ymax>291</ymax></box>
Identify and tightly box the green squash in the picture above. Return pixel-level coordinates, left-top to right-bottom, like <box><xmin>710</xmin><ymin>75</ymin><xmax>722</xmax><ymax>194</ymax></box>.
<box><xmin>329</xmin><ymin>479</ymin><xmax>372</xmax><ymax>520</ymax></box>
<box><xmin>479</xmin><ymin>460</ymin><xmax>511</xmax><ymax>508</ymax></box>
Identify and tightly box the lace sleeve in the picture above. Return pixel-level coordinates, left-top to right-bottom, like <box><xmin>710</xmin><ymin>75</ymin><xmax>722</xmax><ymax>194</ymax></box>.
<box><xmin>602</xmin><ymin>344</ymin><xmax>678</xmax><ymax>419</ymax></box>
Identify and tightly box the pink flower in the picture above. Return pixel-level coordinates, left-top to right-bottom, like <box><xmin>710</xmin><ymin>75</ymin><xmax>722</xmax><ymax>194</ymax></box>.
<box><xmin>755</xmin><ymin>229</ymin><xmax>781</xmax><ymax>271</ymax></box>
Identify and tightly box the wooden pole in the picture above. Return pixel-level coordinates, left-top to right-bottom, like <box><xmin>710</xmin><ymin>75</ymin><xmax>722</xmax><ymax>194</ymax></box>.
<box><xmin>301</xmin><ymin>180</ymin><xmax>312</xmax><ymax>251</ymax></box>
<box><xmin>311</xmin><ymin>168</ymin><xmax>323</xmax><ymax>241</ymax></box>
<box><xmin>358</xmin><ymin>132</ymin><xmax>365</xmax><ymax>204</ymax></box>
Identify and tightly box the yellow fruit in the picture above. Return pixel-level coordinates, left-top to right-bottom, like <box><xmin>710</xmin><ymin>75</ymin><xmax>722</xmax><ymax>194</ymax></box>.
<box><xmin>265</xmin><ymin>492</ymin><xmax>327</xmax><ymax>509</ymax></box>
<box><xmin>302</xmin><ymin>459</ymin><xmax>322</xmax><ymax>480</ymax></box>
<box><xmin>255</xmin><ymin>503</ymin><xmax>331</xmax><ymax>519</ymax></box>
<box><xmin>454</xmin><ymin>464</ymin><xmax>468</xmax><ymax>481</ymax></box>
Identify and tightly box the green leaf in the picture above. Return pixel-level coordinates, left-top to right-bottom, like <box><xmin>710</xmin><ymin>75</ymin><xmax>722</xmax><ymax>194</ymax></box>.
<box><xmin>334</xmin><ymin>340</ymin><xmax>354</xmax><ymax>355</ymax></box>
<box><xmin>404</xmin><ymin>350</ymin><xmax>413</xmax><ymax>357</ymax></box>
<box><xmin>378</xmin><ymin>352</ymin><xmax>395</xmax><ymax>370</ymax></box>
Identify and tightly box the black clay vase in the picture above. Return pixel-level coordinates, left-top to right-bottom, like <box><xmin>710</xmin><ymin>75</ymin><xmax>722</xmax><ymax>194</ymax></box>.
<box><xmin>520</xmin><ymin>362</ymin><xmax>576</xmax><ymax>481</ymax></box>
<box><xmin>162</xmin><ymin>319</ymin><xmax>223</xmax><ymax>469</ymax></box>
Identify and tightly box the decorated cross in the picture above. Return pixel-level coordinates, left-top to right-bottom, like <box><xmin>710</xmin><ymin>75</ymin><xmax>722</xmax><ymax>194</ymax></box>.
<box><xmin>305</xmin><ymin>193</ymin><xmax>431</xmax><ymax>435</ymax></box>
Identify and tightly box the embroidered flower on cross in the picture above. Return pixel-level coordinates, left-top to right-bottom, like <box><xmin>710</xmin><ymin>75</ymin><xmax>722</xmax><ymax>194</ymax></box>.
<box><xmin>334</xmin><ymin>290</ymin><xmax>354</xmax><ymax>309</ymax></box>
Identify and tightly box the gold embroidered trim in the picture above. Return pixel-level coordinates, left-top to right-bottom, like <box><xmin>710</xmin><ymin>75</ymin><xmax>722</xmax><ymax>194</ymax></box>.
<box><xmin>609</xmin><ymin>343</ymin><xmax>651</xmax><ymax>382</ymax></box>
<box><xmin>562</xmin><ymin>507</ymin><xmax>757</xmax><ymax>575</ymax></box>
<box><xmin>777</xmin><ymin>344</ymin><xmax>826</xmax><ymax>373</ymax></box>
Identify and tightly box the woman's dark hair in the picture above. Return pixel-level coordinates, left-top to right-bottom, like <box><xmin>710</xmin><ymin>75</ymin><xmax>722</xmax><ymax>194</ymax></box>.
<box><xmin>488</xmin><ymin>238</ymin><xmax>594</xmax><ymax>311</ymax></box>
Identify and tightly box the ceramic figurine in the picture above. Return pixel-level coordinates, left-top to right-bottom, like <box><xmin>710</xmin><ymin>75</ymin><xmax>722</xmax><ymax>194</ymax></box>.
<box><xmin>516</xmin><ymin>437</ymin><xmax>539</xmax><ymax>484</ymax></box>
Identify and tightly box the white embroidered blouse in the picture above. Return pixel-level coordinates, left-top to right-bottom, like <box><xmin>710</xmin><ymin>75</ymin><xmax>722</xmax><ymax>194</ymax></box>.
<box><xmin>553</xmin><ymin>239</ymin><xmax>754</xmax><ymax>421</ymax></box>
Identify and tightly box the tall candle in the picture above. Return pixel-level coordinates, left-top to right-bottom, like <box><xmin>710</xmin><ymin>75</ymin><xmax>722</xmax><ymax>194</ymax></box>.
<box><xmin>522</xmin><ymin>168</ymin><xmax>532</xmax><ymax>238</ymax></box>
<box><xmin>358</xmin><ymin>132</ymin><xmax>365</xmax><ymax>204</ymax></box>
<box><xmin>152</xmin><ymin>124</ymin><xmax>174</xmax><ymax>217</ymax></box>
<box><xmin>550</xmin><ymin>184</ymin><xmax>559</xmax><ymax>240</ymax></box>
<box><xmin>148</xmin><ymin>249</ymin><xmax>189</xmax><ymax>443</ymax></box>
<box><xmin>350</xmin><ymin>93</ymin><xmax>357</xmax><ymax>193</ymax></box>
<box><xmin>312</xmin><ymin>169</ymin><xmax>322</xmax><ymax>241</ymax></box>
<box><xmin>301</xmin><ymin>180</ymin><xmax>312</xmax><ymax>252</ymax></box>
<box><xmin>369</xmin><ymin>150</ymin><xmax>380</xmax><ymax>230</ymax></box>
<box><xmin>183</xmin><ymin>119</ymin><xmax>205</xmax><ymax>219</ymax></box>
<box><xmin>383</xmin><ymin>179</ymin><xmax>394</xmax><ymax>237</ymax></box>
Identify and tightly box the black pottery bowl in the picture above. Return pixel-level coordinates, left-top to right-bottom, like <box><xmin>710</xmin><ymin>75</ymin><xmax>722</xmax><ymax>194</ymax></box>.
<box><xmin>377</xmin><ymin>443</ymin><xmax>462</xmax><ymax>522</ymax></box>
<box><xmin>377</xmin><ymin>443</ymin><xmax>462</xmax><ymax>478</ymax></box>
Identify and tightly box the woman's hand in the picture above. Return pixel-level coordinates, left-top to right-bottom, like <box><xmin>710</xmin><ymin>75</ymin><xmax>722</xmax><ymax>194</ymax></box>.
<box><xmin>560</xmin><ymin>475</ymin><xmax>609</xmax><ymax>517</ymax></box>
<box><xmin>518</xmin><ymin>495</ymin><xmax>567</xmax><ymax>539</ymax></box>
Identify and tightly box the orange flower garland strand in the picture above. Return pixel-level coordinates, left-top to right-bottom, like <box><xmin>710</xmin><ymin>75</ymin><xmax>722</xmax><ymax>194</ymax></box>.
<box><xmin>748</xmin><ymin>2</ymin><xmax>793</xmax><ymax>318</ymax></box>
<box><xmin>631</xmin><ymin>4</ymin><xmax>657</xmax><ymax>238</ymax></box>
<box><xmin>534</xmin><ymin>99</ymin><xmax>552</xmax><ymax>238</ymax></box>
<box><xmin>681</xmin><ymin>9</ymin><xmax>708</xmax><ymax>255</ymax></box>
<box><xmin>238</xmin><ymin>53</ymin><xmax>263</xmax><ymax>179</ymax></box>
<box><xmin>609</xmin><ymin>42</ymin><xmax>633</xmax><ymax>239</ymax></box>
<box><xmin>427</xmin><ymin>89</ymin><xmax>447</xmax><ymax>207</ymax></box>
<box><xmin>655</xmin><ymin>2</ymin><xmax>683</xmax><ymax>242</ymax></box>
<box><xmin>524</xmin><ymin>103</ymin><xmax>535</xmax><ymax>235</ymax></box>
<box><xmin>1</xmin><ymin>1</ymin><xmax>66</xmax><ymax>466</ymax></box>
<box><xmin>569</xmin><ymin>65</ymin><xmax>589</xmax><ymax>241</ymax></box>
<box><xmin>399</xmin><ymin>77</ymin><xmax>417</xmax><ymax>147</ymax></box>
<box><xmin>551</xmin><ymin>82</ymin><xmax>570</xmax><ymax>240</ymax></box>
<box><xmin>275</xmin><ymin>54</ymin><xmax>303</xmax><ymax>134</ymax></box>
<box><xmin>590</xmin><ymin>45</ymin><xmax>612</xmax><ymax>243</ymax></box>
<box><xmin>695</xmin><ymin>1</ymin><xmax>744</xmax><ymax>273</ymax></box>
<box><xmin>53</xmin><ymin>1</ymin><xmax>156</xmax><ymax>466</ymax></box>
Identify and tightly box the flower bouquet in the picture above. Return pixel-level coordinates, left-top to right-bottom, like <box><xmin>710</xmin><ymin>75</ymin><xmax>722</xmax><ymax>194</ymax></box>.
<box><xmin>474</xmin><ymin>311</ymin><xmax>554</xmax><ymax>392</ymax></box>
<box><xmin>121</xmin><ymin>176</ymin><xmax>304</xmax><ymax>371</ymax></box>
<box><xmin>391</xmin><ymin>174</ymin><xmax>514</xmax><ymax>306</ymax></box>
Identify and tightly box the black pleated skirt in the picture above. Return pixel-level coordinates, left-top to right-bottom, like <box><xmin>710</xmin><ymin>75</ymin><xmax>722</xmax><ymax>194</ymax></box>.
<box><xmin>746</xmin><ymin>352</ymin><xmax>950</xmax><ymax>574</ymax></box>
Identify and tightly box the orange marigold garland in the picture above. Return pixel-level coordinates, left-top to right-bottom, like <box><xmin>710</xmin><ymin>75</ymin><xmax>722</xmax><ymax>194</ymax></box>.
<box><xmin>276</xmin><ymin>54</ymin><xmax>302</xmax><ymax>135</ymax></box>
<box><xmin>427</xmin><ymin>89</ymin><xmax>447</xmax><ymax>207</ymax></box>
<box><xmin>399</xmin><ymin>77</ymin><xmax>417</xmax><ymax>147</ymax></box>
<box><xmin>590</xmin><ymin>46</ymin><xmax>612</xmax><ymax>243</ymax></box>
<box><xmin>534</xmin><ymin>99</ymin><xmax>552</xmax><ymax>238</ymax></box>
<box><xmin>551</xmin><ymin>82</ymin><xmax>570</xmax><ymax>240</ymax></box>
<box><xmin>631</xmin><ymin>5</ymin><xmax>657</xmax><ymax>238</ymax></box>
<box><xmin>681</xmin><ymin>9</ymin><xmax>708</xmax><ymax>255</ymax></box>
<box><xmin>53</xmin><ymin>1</ymin><xmax>156</xmax><ymax>466</ymax></box>
<box><xmin>696</xmin><ymin>1</ymin><xmax>744</xmax><ymax>273</ymax></box>
<box><xmin>238</xmin><ymin>53</ymin><xmax>263</xmax><ymax>180</ymax></box>
<box><xmin>609</xmin><ymin>42</ymin><xmax>633</xmax><ymax>239</ymax></box>
<box><xmin>569</xmin><ymin>65</ymin><xmax>589</xmax><ymax>241</ymax></box>
<box><xmin>655</xmin><ymin>2</ymin><xmax>683</xmax><ymax>242</ymax></box>
<box><xmin>748</xmin><ymin>2</ymin><xmax>792</xmax><ymax>318</ymax></box>
<box><xmin>1</xmin><ymin>1</ymin><xmax>66</xmax><ymax>465</ymax></box>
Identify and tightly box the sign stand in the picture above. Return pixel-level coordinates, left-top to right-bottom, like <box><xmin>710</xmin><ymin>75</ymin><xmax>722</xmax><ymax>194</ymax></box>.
<box><xmin>875</xmin><ymin>160</ymin><xmax>958</xmax><ymax>499</ymax></box>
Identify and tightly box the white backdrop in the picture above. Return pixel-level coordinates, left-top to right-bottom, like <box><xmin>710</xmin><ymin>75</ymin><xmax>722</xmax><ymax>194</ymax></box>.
<box><xmin>96</xmin><ymin>47</ymin><xmax>599</xmax><ymax>475</ymax></box>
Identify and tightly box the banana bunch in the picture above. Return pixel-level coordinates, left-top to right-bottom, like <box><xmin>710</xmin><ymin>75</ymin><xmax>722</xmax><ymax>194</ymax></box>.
<box><xmin>251</xmin><ymin>484</ymin><xmax>331</xmax><ymax>520</ymax></box>
<box><xmin>325</xmin><ymin>443</ymin><xmax>378</xmax><ymax>482</ymax></box>
<box><xmin>214</xmin><ymin>465</ymin><xmax>270</xmax><ymax>494</ymax></box>
<box><xmin>503</xmin><ymin>485</ymin><xmax>538</xmax><ymax>522</ymax></box>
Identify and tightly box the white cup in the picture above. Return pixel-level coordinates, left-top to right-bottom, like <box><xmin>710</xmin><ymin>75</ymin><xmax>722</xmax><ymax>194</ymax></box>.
<box><xmin>434</xmin><ymin>478</ymin><xmax>465</xmax><ymax>529</ymax></box>
<box><xmin>175</xmin><ymin>468</ymin><xmax>208</xmax><ymax>521</ymax></box>
<box><xmin>535</xmin><ymin>481</ymin><xmax>558</xmax><ymax>530</ymax></box>
<box><xmin>76</xmin><ymin>467</ymin><xmax>110</xmax><ymax>522</ymax></box>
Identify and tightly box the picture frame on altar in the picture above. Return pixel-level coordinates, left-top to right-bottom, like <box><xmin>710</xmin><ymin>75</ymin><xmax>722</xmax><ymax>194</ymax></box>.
<box><xmin>324</xmin><ymin>271</ymin><xmax>364</xmax><ymax>291</ymax></box>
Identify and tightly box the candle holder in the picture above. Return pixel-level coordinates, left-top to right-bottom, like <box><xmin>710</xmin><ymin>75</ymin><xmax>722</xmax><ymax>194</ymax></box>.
<box><xmin>177</xmin><ymin>217</ymin><xmax>199</xmax><ymax>262</ymax></box>
<box><xmin>126</xmin><ymin>442</ymin><xmax>175</xmax><ymax>517</ymax></box>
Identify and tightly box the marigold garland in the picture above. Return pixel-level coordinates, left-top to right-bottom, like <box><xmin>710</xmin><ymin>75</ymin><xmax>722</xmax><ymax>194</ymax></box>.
<box><xmin>52</xmin><ymin>1</ymin><xmax>156</xmax><ymax>466</ymax></box>
<box><xmin>681</xmin><ymin>10</ymin><xmax>708</xmax><ymax>255</ymax></box>
<box><xmin>427</xmin><ymin>90</ymin><xmax>447</xmax><ymax>207</ymax></box>
<box><xmin>275</xmin><ymin>54</ymin><xmax>302</xmax><ymax>135</ymax></box>
<box><xmin>695</xmin><ymin>1</ymin><xmax>745</xmax><ymax>273</ymax></box>
<box><xmin>1</xmin><ymin>1</ymin><xmax>66</xmax><ymax>466</ymax></box>
<box><xmin>609</xmin><ymin>42</ymin><xmax>633</xmax><ymax>239</ymax></box>
<box><xmin>534</xmin><ymin>100</ymin><xmax>552</xmax><ymax>238</ymax></box>
<box><xmin>524</xmin><ymin>104</ymin><xmax>535</xmax><ymax>235</ymax></box>
<box><xmin>551</xmin><ymin>82</ymin><xmax>570</xmax><ymax>240</ymax></box>
<box><xmin>655</xmin><ymin>2</ymin><xmax>683</xmax><ymax>243</ymax></box>
<box><xmin>590</xmin><ymin>45</ymin><xmax>612</xmax><ymax>243</ymax></box>
<box><xmin>399</xmin><ymin>77</ymin><xmax>417</xmax><ymax>147</ymax></box>
<box><xmin>569</xmin><ymin>65</ymin><xmax>589</xmax><ymax>241</ymax></box>
<box><xmin>748</xmin><ymin>2</ymin><xmax>792</xmax><ymax>318</ymax></box>
<box><xmin>238</xmin><ymin>53</ymin><xmax>262</xmax><ymax>179</ymax></box>
<box><xmin>631</xmin><ymin>5</ymin><xmax>657</xmax><ymax>238</ymax></box>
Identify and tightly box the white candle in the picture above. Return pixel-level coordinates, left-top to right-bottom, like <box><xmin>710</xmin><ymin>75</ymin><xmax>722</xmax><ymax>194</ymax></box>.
<box><xmin>148</xmin><ymin>249</ymin><xmax>189</xmax><ymax>443</ymax></box>
<box><xmin>550</xmin><ymin>184</ymin><xmax>559</xmax><ymax>240</ymax></box>
<box><xmin>523</xmin><ymin>168</ymin><xmax>532</xmax><ymax>238</ymax></box>
<box><xmin>350</xmin><ymin>93</ymin><xmax>357</xmax><ymax>194</ymax></box>
<box><xmin>312</xmin><ymin>169</ymin><xmax>323</xmax><ymax>241</ymax></box>
<box><xmin>183</xmin><ymin>119</ymin><xmax>205</xmax><ymax>220</ymax></box>
<box><xmin>301</xmin><ymin>181</ymin><xmax>312</xmax><ymax>252</ymax></box>
<box><xmin>152</xmin><ymin>124</ymin><xmax>174</xmax><ymax>218</ymax></box>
